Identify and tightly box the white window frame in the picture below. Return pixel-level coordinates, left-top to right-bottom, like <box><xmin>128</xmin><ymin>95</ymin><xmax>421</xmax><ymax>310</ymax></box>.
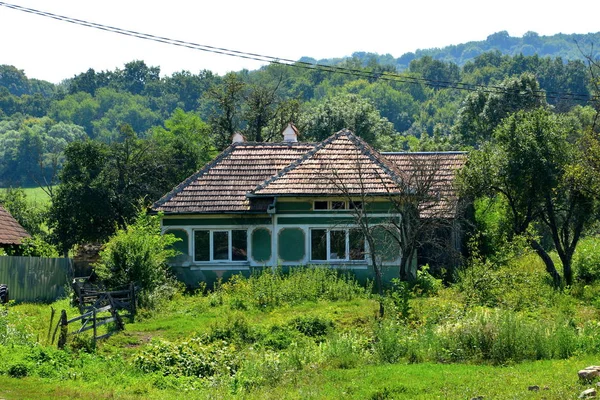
<box><xmin>309</xmin><ymin>228</ymin><xmax>365</xmax><ymax>262</ymax></box>
<box><xmin>193</xmin><ymin>229</ymin><xmax>248</xmax><ymax>262</ymax></box>
<box><xmin>312</xmin><ymin>200</ymin><xmax>363</xmax><ymax>211</ymax></box>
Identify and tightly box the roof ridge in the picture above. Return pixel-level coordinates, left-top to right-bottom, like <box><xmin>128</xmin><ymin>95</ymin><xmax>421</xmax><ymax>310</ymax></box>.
<box><xmin>152</xmin><ymin>143</ymin><xmax>239</xmax><ymax>209</ymax></box>
<box><xmin>343</xmin><ymin>131</ymin><xmax>407</xmax><ymax>186</ymax></box>
<box><xmin>250</xmin><ymin>130</ymin><xmax>349</xmax><ymax>194</ymax></box>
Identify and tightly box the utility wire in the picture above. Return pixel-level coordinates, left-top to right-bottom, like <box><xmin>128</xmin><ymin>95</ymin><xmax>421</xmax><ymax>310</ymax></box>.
<box><xmin>0</xmin><ymin>1</ymin><xmax>597</xmax><ymax>103</ymax></box>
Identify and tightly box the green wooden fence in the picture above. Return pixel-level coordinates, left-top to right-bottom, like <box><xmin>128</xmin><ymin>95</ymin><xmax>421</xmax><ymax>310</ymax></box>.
<box><xmin>0</xmin><ymin>256</ymin><xmax>72</xmax><ymax>303</ymax></box>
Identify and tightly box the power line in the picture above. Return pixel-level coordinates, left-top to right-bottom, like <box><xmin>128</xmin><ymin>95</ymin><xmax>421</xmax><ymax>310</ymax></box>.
<box><xmin>0</xmin><ymin>1</ymin><xmax>598</xmax><ymax>103</ymax></box>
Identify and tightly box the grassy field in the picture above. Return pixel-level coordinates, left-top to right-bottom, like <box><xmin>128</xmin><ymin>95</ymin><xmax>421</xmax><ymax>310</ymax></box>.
<box><xmin>1</xmin><ymin>263</ymin><xmax>600</xmax><ymax>400</ymax></box>
<box><xmin>18</xmin><ymin>186</ymin><xmax>51</xmax><ymax>206</ymax></box>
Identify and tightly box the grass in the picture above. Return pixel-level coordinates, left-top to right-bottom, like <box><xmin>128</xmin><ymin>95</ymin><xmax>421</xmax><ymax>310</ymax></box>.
<box><xmin>0</xmin><ymin>186</ymin><xmax>52</xmax><ymax>207</ymax></box>
<box><xmin>1</xmin><ymin>265</ymin><xmax>600</xmax><ymax>399</ymax></box>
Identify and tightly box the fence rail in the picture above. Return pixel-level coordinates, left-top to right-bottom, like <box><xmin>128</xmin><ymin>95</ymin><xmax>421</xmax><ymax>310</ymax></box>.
<box><xmin>0</xmin><ymin>256</ymin><xmax>72</xmax><ymax>303</ymax></box>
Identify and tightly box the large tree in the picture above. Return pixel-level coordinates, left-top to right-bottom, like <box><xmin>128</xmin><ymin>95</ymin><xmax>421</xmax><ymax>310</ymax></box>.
<box><xmin>459</xmin><ymin>108</ymin><xmax>596</xmax><ymax>286</ymax></box>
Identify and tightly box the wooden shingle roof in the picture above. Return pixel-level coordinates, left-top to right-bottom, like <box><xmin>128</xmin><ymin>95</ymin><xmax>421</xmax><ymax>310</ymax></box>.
<box><xmin>0</xmin><ymin>205</ymin><xmax>30</xmax><ymax>245</ymax></box>
<box><xmin>153</xmin><ymin>130</ymin><xmax>466</xmax><ymax>216</ymax></box>
<box><xmin>251</xmin><ymin>130</ymin><xmax>405</xmax><ymax>196</ymax></box>
<box><xmin>153</xmin><ymin>142</ymin><xmax>315</xmax><ymax>213</ymax></box>
<box><xmin>383</xmin><ymin>152</ymin><xmax>467</xmax><ymax>218</ymax></box>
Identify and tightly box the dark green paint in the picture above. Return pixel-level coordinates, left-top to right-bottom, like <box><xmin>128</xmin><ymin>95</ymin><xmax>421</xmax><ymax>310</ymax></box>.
<box><xmin>163</xmin><ymin>217</ymin><xmax>271</xmax><ymax>226</ymax></box>
<box><xmin>277</xmin><ymin>216</ymin><xmax>392</xmax><ymax>225</ymax></box>
<box><xmin>165</xmin><ymin>229</ymin><xmax>189</xmax><ymax>255</ymax></box>
<box><xmin>278</xmin><ymin>228</ymin><xmax>305</xmax><ymax>261</ymax></box>
<box><xmin>251</xmin><ymin>228</ymin><xmax>272</xmax><ymax>262</ymax></box>
<box><xmin>276</xmin><ymin>201</ymin><xmax>312</xmax><ymax>212</ymax></box>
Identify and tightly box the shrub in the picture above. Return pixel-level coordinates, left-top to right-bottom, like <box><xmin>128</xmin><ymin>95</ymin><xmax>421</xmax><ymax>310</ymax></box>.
<box><xmin>95</xmin><ymin>211</ymin><xmax>181</xmax><ymax>308</ymax></box>
<box><xmin>289</xmin><ymin>316</ymin><xmax>333</xmax><ymax>338</ymax></box>
<box><xmin>206</xmin><ymin>314</ymin><xmax>258</xmax><ymax>344</ymax></box>
<box><xmin>573</xmin><ymin>237</ymin><xmax>600</xmax><ymax>283</ymax></box>
<box><xmin>412</xmin><ymin>264</ymin><xmax>443</xmax><ymax>297</ymax></box>
<box><xmin>133</xmin><ymin>338</ymin><xmax>239</xmax><ymax>378</ymax></box>
<box><xmin>8</xmin><ymin>362</ymin><xmax>30</xmax><ymax>378</ymax></box>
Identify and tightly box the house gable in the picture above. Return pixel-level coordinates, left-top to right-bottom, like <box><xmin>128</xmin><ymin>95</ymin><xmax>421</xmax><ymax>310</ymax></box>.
<box><xmin>251</xmin><ymin>130</ymin><xmax>406</xmax><ymax>197</ymax></box>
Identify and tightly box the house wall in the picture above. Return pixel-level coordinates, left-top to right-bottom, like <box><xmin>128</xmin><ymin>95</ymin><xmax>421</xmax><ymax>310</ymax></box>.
<box><xmin>161</xmin><ymin>199</ymin><xmax>416</xmax><ymax>288</ymax></box>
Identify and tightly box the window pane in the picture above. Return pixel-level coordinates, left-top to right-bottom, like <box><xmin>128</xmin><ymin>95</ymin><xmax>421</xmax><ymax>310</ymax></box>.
<box><xmin>194</xmin><ymin>230</ymin><xmax>210</xmax><ymax>261</ymax></box>
<box><xmin>213</xmin><ymin>231</ymin><xmax>229</xmax><ymax>260</ymax></box>
<box><xmin>314</xmin><ymin>201</ymin><xmax>328</xmax><ymax>210</ymax></box>
<box><xmin>330</xmin><ymin>230</ymin><xmax>347</xmax><ymax>260</ymax></box>
<box><xmin>349</xmin><ymin>229</ymin><xmax>365</xmax><ymax>260</ymax></box>
<box><xmin>311</xmin><ymin>229</ymin><xmax>327</xmax><ymax>260</ymax></box>
<box><xmin>232</xmin><ymin>230</ymin><xmax>247</xmax><ymax>261</ymax></box>
<box><xmin>331</xmin><ymin>201</ymin><xmax>346</xmax><ymax>210</ymax></box>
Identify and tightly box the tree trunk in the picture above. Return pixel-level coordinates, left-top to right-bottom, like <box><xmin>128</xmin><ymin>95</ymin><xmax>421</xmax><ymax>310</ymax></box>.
<box><xmin>530</xmin><ymin>239</ymin><xmax>562</xmax><ymax>287</ymax></box>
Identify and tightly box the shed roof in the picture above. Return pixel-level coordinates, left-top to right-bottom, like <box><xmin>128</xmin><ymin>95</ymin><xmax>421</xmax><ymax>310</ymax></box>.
<box><xmin>0</xmin><ymin>205</ymin><xmax>30</xmax><ymax>245</ymax></box>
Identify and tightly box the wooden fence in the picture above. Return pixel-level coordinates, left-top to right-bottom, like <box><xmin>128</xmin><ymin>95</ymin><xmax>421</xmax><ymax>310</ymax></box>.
<box><xmin>0</xmin><ymin>256</ymin><xmax>72</xmax><ymax>303</ymax></box>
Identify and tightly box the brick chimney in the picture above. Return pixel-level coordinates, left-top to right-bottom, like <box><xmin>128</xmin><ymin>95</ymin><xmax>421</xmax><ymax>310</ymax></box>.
<box><xmin>282</xmin><ymin>123</ymin><xmax>299</xmax><ymax>143</ymax></box>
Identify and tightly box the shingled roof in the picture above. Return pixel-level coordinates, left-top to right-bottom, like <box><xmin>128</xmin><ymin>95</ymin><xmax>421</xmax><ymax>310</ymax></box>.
<box><xmin>153</xmin><ymin>142</ymin><xmax>315</xmax><ymax>213</ymax></box>
<box><xmin>383</xmin><ymin>152</ymin><xmax>467</xmax><ymax>218</ymax></box>
<box><xmin>153</xmin><ymin>130</ymin><xmax>466</xmax><ymax>215</ymax></box>
<box><xmin>0</xmin><ymin>205</ymin><xmax>30</xmax><ymax>245</ymax></box>
<box><xmin>251</xmin><ymin>130</ymin><xmax>405</xmax><ymax>196</ymax></box>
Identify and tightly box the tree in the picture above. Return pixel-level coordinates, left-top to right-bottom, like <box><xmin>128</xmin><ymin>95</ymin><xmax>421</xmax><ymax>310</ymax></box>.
<box><xmin>205</xmin><ymin>73</ymin><xmax>245</xmax><ymax>149</ymax></box>
<box><xmin>454</xmin><ymin>73</ymin><xmax>546</xmax><ymax>147</ymax></box>
<box><xmin>299</xmin><ymin>93</ymin><xmax>396</xmax><ymax>146</ymax></box>
<box><xmin>459</xmin><ymin>108</ymin><xmax>596</xmax><ymax>286</ymax></box>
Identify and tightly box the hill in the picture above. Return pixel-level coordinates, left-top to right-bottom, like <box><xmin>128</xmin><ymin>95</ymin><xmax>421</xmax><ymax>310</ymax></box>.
<box><xmin>303</xmin><ymin>31</ymin><xmax>600</xmax><ymax>70</ymax></box>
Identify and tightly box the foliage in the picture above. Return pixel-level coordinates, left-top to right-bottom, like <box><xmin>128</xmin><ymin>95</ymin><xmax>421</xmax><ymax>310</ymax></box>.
<box><xmin>459</xmin><ymin>108</ymin><xmax>596</xmax><ymax>285</ymax></box>
<box><xmin>573</xmin><ymin>236</ymin><xmax>600</xmax><ymax>283</ymax></box>
<box><xmin>216</xmin><ymin>267</ymin><xmax>371</xmax><ymax>310</ymax></box>
<box><xmin>133</xmin><ymin>337</ymin><xmax>239</xmax><ymax>378</ymax></box>
<box><xmin>94</xmin><ymin>211</ymin><xmax>180</xmax><ymax>308</ymax></box>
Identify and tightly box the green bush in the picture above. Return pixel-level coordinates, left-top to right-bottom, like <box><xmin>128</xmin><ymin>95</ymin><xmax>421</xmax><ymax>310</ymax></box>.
<box><xmin>574</xmin><ymin>237</ymin><xmax>600</xmax><ymax>283</ymax></box>
<box><xmin>7</xmin><ymin>362</ymin><xmax>30</xmax><ymax>378</ymax></box>
<box><xmin>289</xmin><ymin>316</ymin><xmax>333</xmax><ymax>338</ymax></box>
<box><xmin>95</xmin><ymin>211</ymin><xmax>181</xmax><ymax>308</ymax></box>
<box><xmin>133</xmin><ymin>338</ymin><xmax>239</xmax><ymax>378</ymax></box>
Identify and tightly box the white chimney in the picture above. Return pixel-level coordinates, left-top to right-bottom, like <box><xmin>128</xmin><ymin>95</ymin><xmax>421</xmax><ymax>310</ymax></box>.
<box><xmin>231</xmin><ymin>132</ymin><xmax>245</xmax><ymax>144</ymax></box>
<box><xmin>282</xmin><ymin>123</ymin><xmax>299</xmax><ymax>143</ymax></box>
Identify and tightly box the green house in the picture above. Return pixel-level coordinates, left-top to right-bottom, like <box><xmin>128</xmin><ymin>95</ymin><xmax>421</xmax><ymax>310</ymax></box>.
<box><xmin>152</xmin><ymin>126</ymin><xmax>465</xmax><ymax>287</ymax></box>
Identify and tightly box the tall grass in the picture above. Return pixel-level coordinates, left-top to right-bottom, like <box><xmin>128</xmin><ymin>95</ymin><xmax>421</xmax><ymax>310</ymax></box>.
<box><xmin>215</xmin><ymin>267</ymin><xmax>372</xmax><ymax>310</ymax></box>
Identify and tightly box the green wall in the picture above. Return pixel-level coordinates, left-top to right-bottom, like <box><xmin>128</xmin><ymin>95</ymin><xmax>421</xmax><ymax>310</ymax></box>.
<box><xmin>278</xmin><ymin>228</ymin><xmax>305</xmax><ymax>262</ymax></box>
<box><xmin>251</xmin><ymin>228</ymin><xmax>272</xmax><ymax>263</ymax></box>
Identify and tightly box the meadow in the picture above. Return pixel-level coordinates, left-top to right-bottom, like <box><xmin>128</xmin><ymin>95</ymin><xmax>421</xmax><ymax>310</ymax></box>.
<box><xmin>2</xmin><ymin>249</ymin><xmax>600</xmax><ymax>400</ymax></box>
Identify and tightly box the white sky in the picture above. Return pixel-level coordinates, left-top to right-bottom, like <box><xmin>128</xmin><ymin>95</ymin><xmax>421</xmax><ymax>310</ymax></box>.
<box><xmin>0</xmin><ymin>0</ymin><xmax>599</xmax><ymax>84</ymax></box>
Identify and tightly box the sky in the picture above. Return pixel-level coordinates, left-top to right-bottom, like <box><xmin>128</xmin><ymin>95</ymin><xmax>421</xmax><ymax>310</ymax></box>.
<box><xmin>0</xmin><ymin>0</ymin><xmax>599</xmax><ymax>84</ymax></box>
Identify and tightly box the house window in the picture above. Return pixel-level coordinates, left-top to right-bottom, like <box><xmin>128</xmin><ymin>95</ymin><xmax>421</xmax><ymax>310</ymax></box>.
<box><xmin>313</xmin><ymin>200</ymin><xmax>355</xmax><ymax>211</ymax></box>
<box><xmin>310</xmin><ymin>228</ymin><xmax>365</xmax><ymax>261</ymax></box>
<box><xmin>194</xmin><ymin>229</ymin><xmax>247</xmax><ymax>262</ymax></box>
<box><xmin>314</xmin><ymin>201</ymin><xmax>328</xmax><ymax>210</ymax></box>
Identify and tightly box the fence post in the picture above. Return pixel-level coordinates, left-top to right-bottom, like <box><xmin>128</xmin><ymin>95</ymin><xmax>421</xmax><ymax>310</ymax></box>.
<box><xmin>46</xmin><ymin>307</ymin><xmax>55</xmax><ymax>344</ymax></box>
<box><xmin>57</xmin><ymin>310</ymin><xmax>68</xmax><ymax>350</ymax></box>
<box><xmin>93</xmin><ymin>308</ymin><xmax>97</xmax><ymax>344</ymax></box>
